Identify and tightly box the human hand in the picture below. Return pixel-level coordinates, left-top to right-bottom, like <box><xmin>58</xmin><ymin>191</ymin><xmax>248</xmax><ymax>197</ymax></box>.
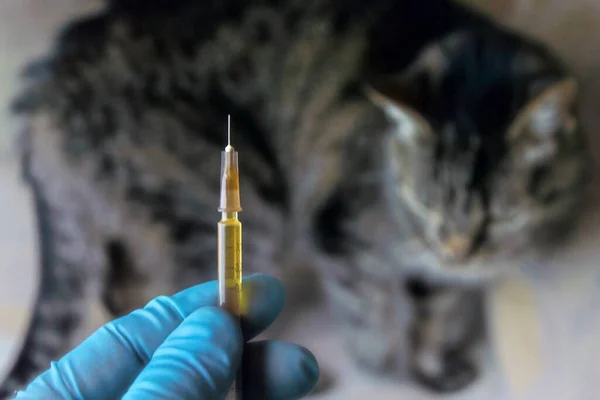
<box><xmin>13</xmin><ymin>274</ymin><xmax>318</xmax><ymax>400</ymax></box>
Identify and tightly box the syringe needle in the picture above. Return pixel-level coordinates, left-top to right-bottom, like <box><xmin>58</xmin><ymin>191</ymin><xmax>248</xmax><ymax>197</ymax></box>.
<box><xmin>227</xmin><ymin>114</ymin><xmax>231</xmax><ymax>147</ymax></box>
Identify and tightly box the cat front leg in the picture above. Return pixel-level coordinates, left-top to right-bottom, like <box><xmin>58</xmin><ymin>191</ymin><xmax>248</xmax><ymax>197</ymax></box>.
<box><xmin>321</xmin><ymin>258</ymin><xmax>414</xmax><ymax>380</ymax></box>
<box><xmin>406</xmin><ymin>279</ymin><xmax>484</xmax><ymax>393</ymax></box>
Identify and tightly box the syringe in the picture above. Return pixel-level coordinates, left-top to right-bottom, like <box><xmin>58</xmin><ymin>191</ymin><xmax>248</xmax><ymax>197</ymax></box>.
<box><xmin>217</xmin><ymin>115</ymin><xmax>243</xmax><ymax>399</ymax></box>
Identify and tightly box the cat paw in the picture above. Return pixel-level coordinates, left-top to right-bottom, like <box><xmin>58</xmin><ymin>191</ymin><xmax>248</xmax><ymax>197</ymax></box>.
<box><xmin>413</xmin><ymin>353</ymin><xmax>478</xmax><ymax>393</ymax></box>
<box><xmin>347</xmin><ymin>334</ymin><xmax>410</xmax><ymax>379</ymax></box>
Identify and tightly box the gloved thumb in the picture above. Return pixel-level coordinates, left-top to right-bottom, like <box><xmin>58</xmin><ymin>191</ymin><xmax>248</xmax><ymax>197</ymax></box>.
<box><xmin>122</xmin><ymin>306</ymin><xmax>242</xmax><ymax>399</ymax></box>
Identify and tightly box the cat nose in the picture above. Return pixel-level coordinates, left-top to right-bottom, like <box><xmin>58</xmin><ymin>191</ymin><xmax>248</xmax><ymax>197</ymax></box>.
<box><xmin>438</xmin><ymin>234</ymin><xmax>472</xmax><ymax>261</ymax></box>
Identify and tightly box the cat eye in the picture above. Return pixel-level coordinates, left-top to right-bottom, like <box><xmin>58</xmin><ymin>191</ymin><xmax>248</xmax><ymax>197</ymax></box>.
<box><xmin>528</xmin><ymin>165</ymin><xmax>560</xmax><ymax>204</ymax></box>
<box><xmin>490</xmin><ymin>209</ymin><xmax>520</xmax><ymax>222</ymax></box>
<box><xmin>539</xmin><ymin>190</ymin><xmax>560</xmax><ymax>204</ymax></box>
<box><xmin>488</xmin><ymin>207</ymin><xmax>529</xmax><ymax>237</ymax></box>
<box><xmin>529</xmin><ymin>166</ymin><xmax>548</xmax><ymax>189</ymax></box>
<box><xmin>489</xmin><ymin>197</ymin><xmax>522</xmax><ymax>223</ymax></box>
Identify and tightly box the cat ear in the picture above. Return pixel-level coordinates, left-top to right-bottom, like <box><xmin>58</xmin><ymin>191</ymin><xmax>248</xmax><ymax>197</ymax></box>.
<box><xmin>365</xmin><ymin>78</ymin><xmax>434</xmax><ymax>145</ymax></box>
<box><xmin>364</xmin><ymin>32</ymin><xmax>470</xmax><ymax>145</ymax></box>
<box><xmin>404</xmin><ymin>31</ymin><xmax>467</xmax><ymax>82</ymax></box>
<box><xmin>507</xmin><ymin>78</ymin><xmax>578</xmax><ymax>163</ymax></box>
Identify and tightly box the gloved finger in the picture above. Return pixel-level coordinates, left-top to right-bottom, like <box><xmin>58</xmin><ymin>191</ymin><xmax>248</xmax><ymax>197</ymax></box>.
<box><xmin>122</xmin><ymin>307</ymin><xmax>242</xmax><ymax>399</ymax></box>
<box><xmin>123</xmin><ymin>329</ymin><xmax>320</xmax><ymax>400</ymax></box>
<box><xmin>241</xmin><ymin>340</ymin><xmax>320</xmax><ymax>400</ymax></box>
<box><xmin>15</xmin><ymin>274</ymin><xmax>285</xmax><ymax>400</ymax></box>
<box><xmin>238</xmin><ymin>275</ymin><xmax>285</xmax><ymax>339</ymax></box>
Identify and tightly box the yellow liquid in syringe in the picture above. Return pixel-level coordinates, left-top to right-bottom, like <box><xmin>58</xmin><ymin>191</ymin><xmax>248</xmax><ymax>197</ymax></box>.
<box><xmin>218</xmin><ymin>212</ymin><xmax>242</xmax><ymax>315</ymax></box>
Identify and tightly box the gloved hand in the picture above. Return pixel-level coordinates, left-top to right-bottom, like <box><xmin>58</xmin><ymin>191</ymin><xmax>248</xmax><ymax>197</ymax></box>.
<box><xmin>13</xmin><ymin>274</ymin><xmax>319</xmax><ymax>400</ymax></box>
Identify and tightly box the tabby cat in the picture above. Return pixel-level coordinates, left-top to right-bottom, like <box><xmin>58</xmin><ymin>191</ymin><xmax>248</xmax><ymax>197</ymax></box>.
<box><xmin>2</xmin><ymin>0</ymin><xmax>588</xmax><ymax>396</ymax></box>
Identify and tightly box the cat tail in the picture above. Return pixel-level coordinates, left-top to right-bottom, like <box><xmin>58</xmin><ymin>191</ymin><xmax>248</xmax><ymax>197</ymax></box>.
<box><xmin>0</xmin><ymin>125</ymin><xmax>106</xmax><ymax>398</ymax></box>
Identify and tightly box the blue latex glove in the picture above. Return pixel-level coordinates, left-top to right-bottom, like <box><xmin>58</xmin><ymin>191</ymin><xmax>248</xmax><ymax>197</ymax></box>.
<box><xmin>13</xmin><ymin>274</ymin><xmax>319</xmax><ymax>400</ymax></box>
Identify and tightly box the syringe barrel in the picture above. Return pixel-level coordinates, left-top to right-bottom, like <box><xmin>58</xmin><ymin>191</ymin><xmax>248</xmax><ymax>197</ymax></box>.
<box><xmin>218</xmin><ymin>214</ymin><xmax>243</xmax><ymax>399</ymax></box>
<box><xmin>217</xmin><ymin>214</ymin><xmax>242</xmax><ymax>315</ymax></box>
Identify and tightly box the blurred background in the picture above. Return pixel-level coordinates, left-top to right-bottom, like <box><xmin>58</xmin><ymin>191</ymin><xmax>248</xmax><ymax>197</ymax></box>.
<box><xmin>1</xmin><ymin>0</ymin><xmax>599</xmax><ymax>399</ymax></box>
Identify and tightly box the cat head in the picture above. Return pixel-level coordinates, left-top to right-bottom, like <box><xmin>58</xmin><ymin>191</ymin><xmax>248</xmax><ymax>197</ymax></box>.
<box><xmin>367</xmin><ymin>31</ymin><xmax>588</xmax><ymax>273</ymax></box>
